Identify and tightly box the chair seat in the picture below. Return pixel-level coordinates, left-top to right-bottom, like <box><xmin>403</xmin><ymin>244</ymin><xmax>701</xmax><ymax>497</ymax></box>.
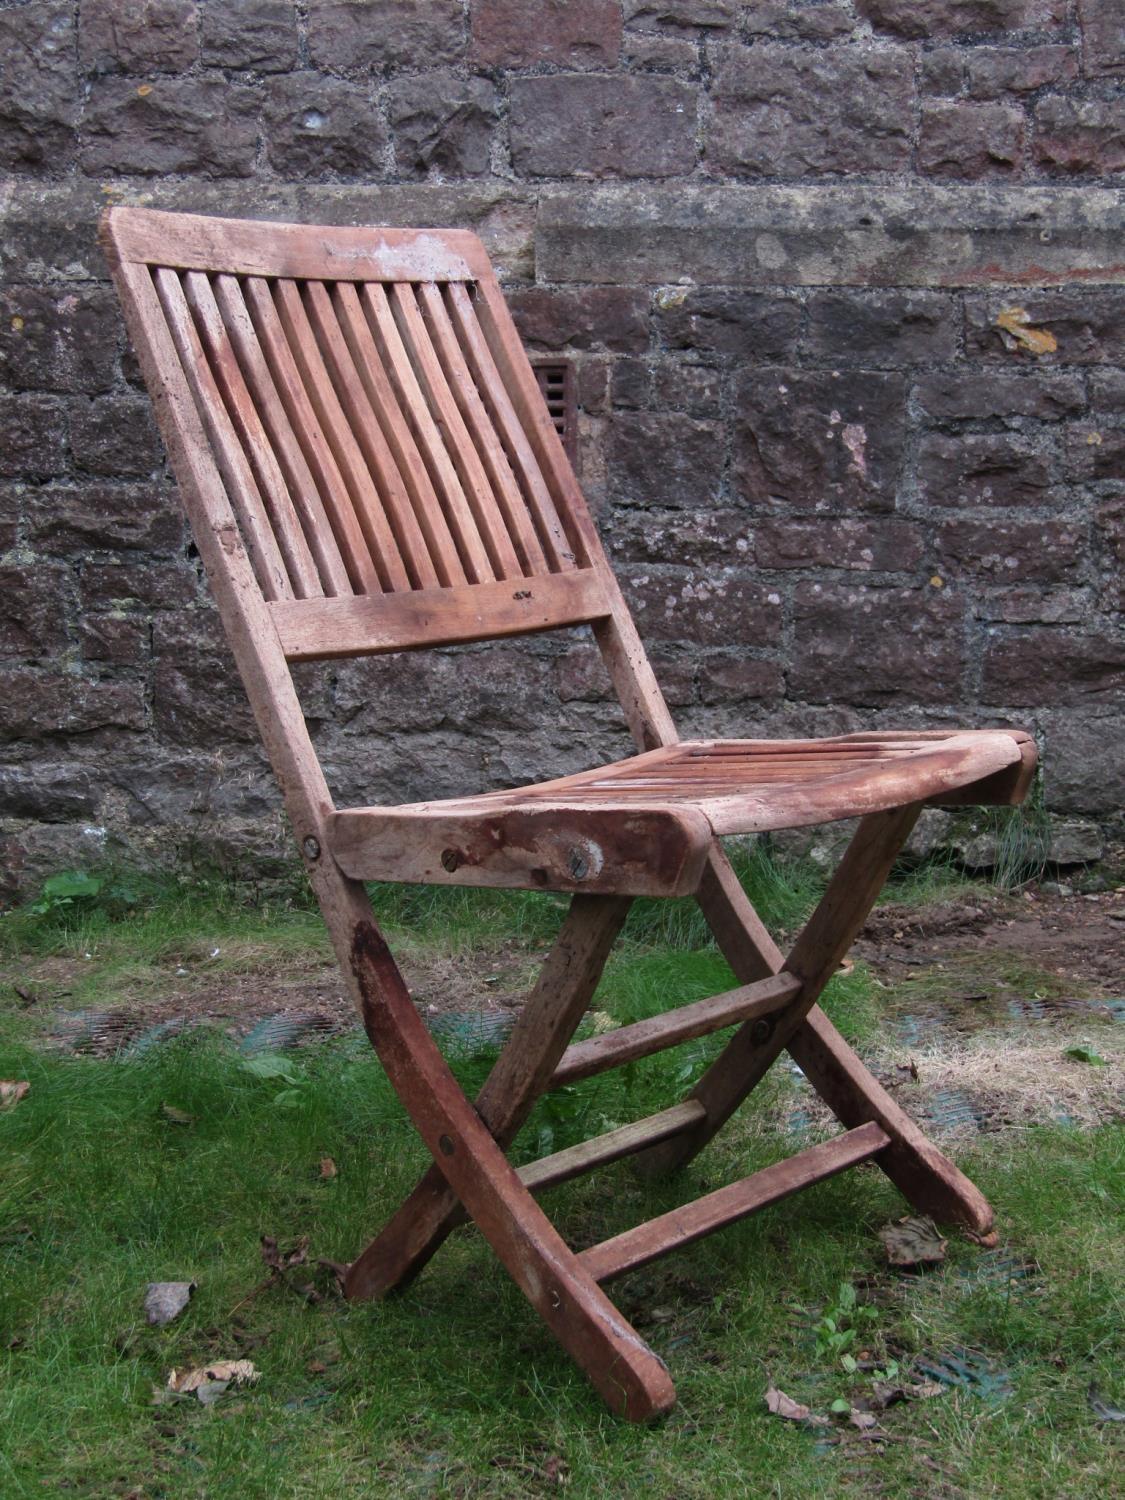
<box><xmin>328</xmin><ymin>730</ymin><xmax>1034</xmax><ymax>897</ymax></box>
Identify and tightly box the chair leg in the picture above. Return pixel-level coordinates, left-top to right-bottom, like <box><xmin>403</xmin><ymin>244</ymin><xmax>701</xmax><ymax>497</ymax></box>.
<box><xmin>345</xmin><ymin>895</ymin><xmax>631</xmax><ymax>1300</ymax></box>
<box><xmin>339</xmin><ymin>906</ymin><xmax>673</xmax><ymax>1421</ymax></box>
<box><xmin>637</xmin><ymin>816</ymin><xmax>994</xmax><ymax>1232</ymax></box>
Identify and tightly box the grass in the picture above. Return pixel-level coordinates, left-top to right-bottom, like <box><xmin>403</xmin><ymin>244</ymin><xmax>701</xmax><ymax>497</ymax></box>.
<box><xmin>1</xmin><ymin>851</ymin><xmax>1122</xmax><ymax>1496</ymax></box>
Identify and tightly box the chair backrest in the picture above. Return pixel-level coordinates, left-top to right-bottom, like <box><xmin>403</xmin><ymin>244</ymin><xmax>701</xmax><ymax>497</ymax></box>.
<box><xmin>100</xmin><ymin>209</ymin><xmax>617</xmax><ymax>664</ymax></box>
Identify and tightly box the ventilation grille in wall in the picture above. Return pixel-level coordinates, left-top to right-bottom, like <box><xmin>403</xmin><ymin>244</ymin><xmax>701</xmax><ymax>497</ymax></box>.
<box><xmin>532</xmin><ymin>359</ymin><xmax>577</xmax><ymax>464</ymax></box>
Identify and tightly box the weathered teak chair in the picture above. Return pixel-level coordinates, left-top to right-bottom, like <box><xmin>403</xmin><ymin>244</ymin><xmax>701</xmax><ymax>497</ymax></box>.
<box><xmin>102</xmin><ymin>208</ymin><xmax>1036</xmax><ymax>1421</ymax></box>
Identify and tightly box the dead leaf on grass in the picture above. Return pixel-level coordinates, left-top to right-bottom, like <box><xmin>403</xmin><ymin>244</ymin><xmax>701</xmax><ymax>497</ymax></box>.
<box><xmin>849</xmin><ymin>1408</ymin><xmax>879</xmax><ymax>1430</ymax></box>
<box><xmin>144</xmin><ymin>1280</ymin><xmax>196</xmax><ymax>1327</ymax></box>
<box><xmin>765</xmin><ymin>1384</ymin><xmax>817</xmax><ymax>1422</ymax></box>
<box><xmin>160</xmin><ymin>1103</ymin><xmax>195</xmax><ymax>1126</ymax></box>
<box><xmin>0</xmin><ymin>1080</ymin><xmax>30</xmax><ymax>1111</ymax></box>
<box><xmin>260</xmin><ymin>1234</ymin><xmax>309</xmax><ymax>1274</ymax></box>
<box><xmin>879</xmin><ymin>1215</ymin><xmax>948</xmax><ymax>1268</ymax></box>
<box><xmin>872</xmin><ymin>1379</ymin><xmax>946</xmax><ymax>1408</ymax></box>
<box><xmin>319</xmin><ymin>1156</ymin><xmax>337</xmax><ymax>1179</ymax></box>
<box><xmin>1088</xmin><ymin>1386</ymin><xmax>1125</xmax><ymax>1422</ymax></box>
<box><xmin>161</xmin><ymin>1359</ymin><xmax>258</xmax><ymax>1405</ymax></box>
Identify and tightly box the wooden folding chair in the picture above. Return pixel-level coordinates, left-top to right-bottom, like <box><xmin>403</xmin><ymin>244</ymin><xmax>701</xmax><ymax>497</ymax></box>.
<box><xmin>101</xmin><ymin>208</ymin><xmax>1037</xmax><ymax>1421</ymax></box>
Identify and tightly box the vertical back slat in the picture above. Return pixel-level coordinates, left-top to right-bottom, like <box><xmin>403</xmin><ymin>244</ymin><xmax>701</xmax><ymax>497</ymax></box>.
<box><xmin>238</xmin><ymin>275</ymin><xmax>382</xmax><ymax>595</ymax></box>
<box><xmin>417</xmin><ymin>282</ymin><xmax>549</xmax><ymax>578</ymax></box>
<box><xmin>361</xmin><ymin>282</ymin><xmax>496</xmax><ymax>586</ymax></box>
<box><xmin>302</xmin><ymin>281</ymin><xmax>440</xmax><ymax>591</ymax></box>
<box><xmin>153</xmin><ymin>267</ymin><xmax>293</xmax><ymax>602</ymax></box>
<box><xmin>198</xmin><ymin>272</ymin><xmax>352</xmax><ymax>596</ymax></box>
<box><xmin>470</xmin><ymin>279</ymin><xmax>602</xmax><ymax>569</ymax></box>
<box><xmin>445</xmin><ymin>283</ymin><xmax>576</xmax><ymax>572</ymax></box>
<box><xmin>390</xmin><ymin>282</ymin><xmax>524</xmax><ymax>581</ymax></box>
<box><xmin>333</xmin><ymin>281</ymin><xmax>468</xmax><ymax>588</ymax></box>
<box><xmin>271</xmin><ymin>278</ymin><xmax>411</xmax><ymax>594</ymax></box>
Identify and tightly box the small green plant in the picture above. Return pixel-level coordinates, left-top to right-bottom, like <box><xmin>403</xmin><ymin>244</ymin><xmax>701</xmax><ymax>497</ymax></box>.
<box><xmin>813</xmin><ymin>1281</ymin><xmax>879</xmax><ymax>1371</ymax></box>
<box><xmin>28</xmin><ymin>869</ymin><xmax>105</xmax><ymax>917</ymax></box>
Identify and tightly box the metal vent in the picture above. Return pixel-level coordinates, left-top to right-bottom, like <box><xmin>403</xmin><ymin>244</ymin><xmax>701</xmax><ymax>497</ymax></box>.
<box><xmin>533</xmin><ymin>359</ymin><xmax>577</xmax><ymax>463</ymax></box>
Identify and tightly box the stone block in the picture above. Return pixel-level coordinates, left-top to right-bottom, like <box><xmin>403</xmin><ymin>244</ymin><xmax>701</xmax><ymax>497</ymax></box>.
<box><xmin>1095</xmin><ymin>497</ymin><xmax>1124</xmax><ymax>611</ymax></box>
<box><xmin>81</xmin><ymin>558</ymin><xmax>198</xmax><ymax>613</ymax></box>
<box><xmin>621</xmin><ymin>565</ymin><xmax>783</xmax><ymax>646</ymax></box>
<box><xmin>1033</xmin><ymin>96</ymin><xmax>1125</xmax><ymax>175</ymax></box>
<box><xmin>856</xmin><ymin>0</ymin><xmax>1064</xmax><ymax>38</ymax></box>
<box><xmin>804</xmin><ymin>291</ymin><xmax>958</xmax><ymax>366</ymax></box>
<box><xmin>70</xmin><ymin>395</ymin><xmax>163</xmax><ymax>479</ymax></box>
<box><xmin>655</xmin><ymin>288</ymin><xmax>801</xmax><ymax>360</ymax></box>
<box><xmin>81</xmin><ymin>78</ymin><xmax>260</xmax><ymax>177</ymax></box>
<box><xmin>920</xmin><ymin>47</ymin><xmax>965</xmax><ymax>96</ymax></box>
<box><xmin>1040</xmin><ymin>712</ymin><xmax>1125</xmax><ymax>813</ymax></box>
<box><xmin>966</xmin><ymin>45</ymin><xmax>1078</xmax><ymax>99</ymax></box>
<box><xmin>622</xmin><ymin>32</ymin><xmax>699</xmax><ymax>71</ymax></box>
<box><xmin>741</xmin><ymin>3</ymin><xmax>855</xmax><ymax>42</ymax></box>
<box><xmin>0</xmin><ymin>563</ymin><xmax>71</xmax><ymax>661</ymax></box>
<box><xmin>201</xmin><ymin>0</ymin><xmax>299</xmax><ymax>72</ymax></box>
<box><xmin>624</xmin><ymin>1</ymin><xmax>739</xmax><ymax>25</ymax></box>
<box><xmin>0</xmin><ymin>667</ymin><xmax>146</xmax><ymax>740</ymax></box>
<box><xmin>653</xmin><ymin>362</ymin><xmax>722</xmax><ymax>417</ymax></box>
<box><xmin>536</xmin><ymin>184</ymin><xmax>1125</xmax><ymax>288</ymax></box>
<box><xmin>733</xmin><ymin>369</ymin><xmax>905</xmax><ymax>512</ymax></box>
<box><xmin>1078</xmin><ymin>0</ymin><xmax>1125</xmax><ymax>79</ymax></box>
<box><xmin>981</xmin><ymin>628</ymin><xmax>1123</xmax><ymax>706</ymax></box>
<box><xmin>1066</xmin><ymin>423</ymin><xmax>1125</xmax><ymax>482</ymax></box>
<box><xmin>912</xmin><ymin>370</ymin><xmax>1086</xmax><ymax>421</ymax></box>
<box><xmin>790</xmin><ymin>583</ymin><xmax>965</xmax><ymax>706</ymax></box>
<box><xmin>388</xmin><ymin>71</ymin><xmax>497</xmax><ymax>178</ymax></box>
<box><xmin>933</xmin><ymin>516</ymin><xmax>1085</xmax><ymax>583</ymax></box>
<box><xmin>80</xmin><ymin>616</ymin><xmax>151</xmax><ymax>666</ymax></box>
<box><xmin>307</xmin><ymin>0</ymin><xmax>465</xmax><ymax>73</ymax></box>
<box><xmin>610</xmin><ymin>358</ymin><xmax>651</xmax><ymax>409</ymax></box>
<box><xmin>604</xmin><ymin>506</ymin><xmax>752</xmax><ymax>568</ymax></box>
<box><xmin>509</xmin><ymin>75</ymin><xmax>696</xmax><ymax>178</ymax></box>
<box><xmin>973</xmin><ymin>587</ymin><xmax>1091</xmax><ymax>624</ymax></box>
<box><xmin>918</xmin><ymin>100</ymin><xmax>1025</xmax><ymax>179</ymax></box>
<box><xmin>609</xmin><ymin>411</ymin><xmax>725</xmax><ymax>507</ymax></box>
<box><xmin>916</xmin><ymin>432</ymin><xmax>1056</xmax><ymax>507</ymax></box>
<box><xmin>471</xmin><ymin>1</ymin><xmax>622</xmax><ymax>67</ymax></box>
<box><xmin>24</xmin><ymin>482</ymin><xmax>184</xmax><ymax>553</ymax></box>
<box><xmin>509</xmin><ymin>287</ymin><xmax>650</xmax><ymax>353</ymax></box>
<box><xmin>153</xmin><ymin>613</ymin><xmax>256</xmax><ymax>746</ymax></box>
<box><xmin>697</xmin><ymin>656</ymin><xmax>784</xmax><ymax>706</ymax></box>
<box><xmin>0</xmin><ymin>2</ymin><xmax>77</xmax><ymax>171</ymax></box>
<box><xmin>0</xmin><ymin>763</ymin><xmax>98</xmax><ymax>822</ymax></box>
<box><xmin>79</xmin><ymin>0</ymin><xmax>198</xmax><ymax>73</ymax></box>
<box><xmin>1090</xmin><ymin>371</ymin><xmax>1125</xmax><ymax>414</ymax></box>
<box><xmin>1047</xmin><ymin>818</ymin><xmax>1105</xmax><ymax>865</ymax></box>
<box><xmin>0</xmin><ymin>396</ymin><xmax>67</xmax><ymax>480</ymax></box>
<box><xmin>0</xmin><ymin>286</ymin><xmax>120</xmax><ymax>394</ymax></box>
<box><xmin>965</xmin><ymin>290</ymin><xmax>1125</xmax><ymax>365</ymax></box>
<box><xmin>264</xmin><ymin>73</ymin><xmax>386</xmax><ymax>177</ymax></box>
<box><xmin>708</xmin><ymin>44</ymin><xmax>914</xmax><ymax>176</ymax></box>
<box><xmin>753</xmin><ymin>517</ymin><xmax>925</xmax><ymax>573</ymax></box>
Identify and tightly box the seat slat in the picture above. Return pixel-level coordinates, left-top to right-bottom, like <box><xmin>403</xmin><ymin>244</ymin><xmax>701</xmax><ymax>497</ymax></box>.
<box><xmin>517</xmin><ymin>1102</ymin><xmax>706</xmax><ymax>1193</ymax></box>
<box><xmin>202</xmin><ymin>272</ymin><xmax>353</xmax><ymax>596</ymax></box>
<box><xmin>271</xmin><ymin>278</ymin><xmax>412</xmax><ymax>593</ymax></box>
<box><xmin>550</xmin><ymin>972</ymin><xmax>802</xmax><ymax>1088</ymax></box>
<box><xmin>152</xmin><ymin>268</ymin><xmax>292</xmax><ymax>603</ymax></box>
<box><xmin>445</xmin><ymin>283</ymin><xmax>576</xmax><ymax>573</ymax></box>
<box><xmin>390</xmin><ymin>282</ymin><xmax>525</xmax><ymax>581</ymax></box>
<box><xmin>332</xmin><ymin>281</ymin><xmax>467</xmax><ymax>588</ymax></box>
<box><xmin>579</xmin><ymin>1123</ymin><xmax>891</xmax><ymax>1284</ymax></box>
<box><xmin>240</xmin><ymin>275</ymin><xmax>383</xmax><ymax>594</ymax></box>
<box><xmin>362</xmin><ymin>282</ymin><xmax>496</xmax><ymax>585</ymax></box>
<box><xmin>418</xmin><ymin>281</ymin><xmax>549</xmax><ymax>577</ymax></box>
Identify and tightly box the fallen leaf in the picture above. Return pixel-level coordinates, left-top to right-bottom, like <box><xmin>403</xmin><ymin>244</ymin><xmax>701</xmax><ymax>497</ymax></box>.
<box><xmin>319</xmin><ymin>1156</ymin><xmax>337</xmax><ymax>1180</ymax></box>
<box><xmin>1088</xmin><ymin>1386</ymin><xmax>1125</xmax><ymax>1422</ymax></box>
<box><xmin>166</xmin><ymin>1359</ymin><xmax>258</xmax><ymax>1404</ymax></box>
<box><xmin>765</xmin><ymin>1384</ymin><xmax>813</xmax><ymax>1422</ymax></box>
<box><xmin>144</xmin><ymin>1281</ymin><xmax>196</xmax><ymax>1327</ymax></box>
<box><xmin>160</xmin><ymin>1103</ymin><xmax>195</xmax><ymax>1126</ymax></box>
<box><xmin>0</xmin><ymin>1080</ymin><xmax>29</xmax><ymax>1111</ymax></box>
<box><xmin>995</xmin><ymin>306</ymin><xmax>1058</xmax><ymax>356</ymax></box>
<box><xmin>872</xmin><ymin>1378</ymin><xmax>946</xmax><ymax>1408</ymax></box>
<box><xmin>849</xmin><ymin>1408</ymin><xmax>878</xmax><ymax>1430</ymax></box>
<box><xmin>879</xmin><ymin>1215</ymin><xmax>948</xmax><ymax>1268</ymax></box>
<box><xmin>260</xmin><ymin>1234</ymin><xmax>309</xmax><ymax>1274</ymax></box>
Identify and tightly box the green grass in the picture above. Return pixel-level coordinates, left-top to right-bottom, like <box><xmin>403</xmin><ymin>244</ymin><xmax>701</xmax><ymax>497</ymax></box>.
<box><xmin>1</xmin><ymin>853</ymin><xmax>1122</xmax><ymax>1496</ymax></box>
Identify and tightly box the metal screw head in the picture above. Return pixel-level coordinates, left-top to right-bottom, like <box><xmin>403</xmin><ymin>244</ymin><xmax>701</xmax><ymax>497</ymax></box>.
<box><xmin>302</xmin><ymin>835</ymin><xmax>321</xmax><ymax>861</ymax></box>
<box><xmin>438</xmin><ymin>1134</ymin><xmax>455</xmax><ymax>1157</ymax></box>
<box><xmin>441</xmin><ymin>847</ymin><xmax>462</xmax><ymax>873</ymax></box>
<box><xmin>567</xmin><ymin>848</ymin><xmax>590</xmax><ymax>880</ymax></box>
<box><xmin>750</xmin><ymin>1017</ymin><xmax>773</xmax><ymax>1045</ymax></box>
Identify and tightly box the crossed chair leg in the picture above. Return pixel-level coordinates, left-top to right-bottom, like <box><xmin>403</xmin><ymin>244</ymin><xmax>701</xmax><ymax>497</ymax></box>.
<box><xmin>339</xmin><ymin>802</ymin><xmax>993</xmax><ymax>1420</ymax></box>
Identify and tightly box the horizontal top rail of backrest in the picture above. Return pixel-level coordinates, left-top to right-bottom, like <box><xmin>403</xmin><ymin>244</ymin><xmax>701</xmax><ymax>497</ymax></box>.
<box><xmin>101</xmin><ymin>207</ymin><xmax>615</xmax><ymax>659</ymax></box>
<box><xmin>103</xmin><ymin>206</ymin><xmax>490</xmax><ymax>283</ymax></box>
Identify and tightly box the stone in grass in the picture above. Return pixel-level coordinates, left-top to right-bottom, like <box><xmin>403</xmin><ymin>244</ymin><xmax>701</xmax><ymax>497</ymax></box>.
<box><xmin>878</xmin><ymin>1214</ymin><xmax>948</xmax><ymax>1268</ymax></box>
<box><xmin>143</xmin><ymin>1280</ymin><xmax>196</xmax><ymax>1326</ymax></box>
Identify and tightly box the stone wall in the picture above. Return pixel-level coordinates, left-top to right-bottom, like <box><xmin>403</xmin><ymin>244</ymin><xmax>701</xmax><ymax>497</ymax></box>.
<box><xmin>0</xmin><ymin>0</ymin><xmax>1122</xmax><ymax>896</ymax></box>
